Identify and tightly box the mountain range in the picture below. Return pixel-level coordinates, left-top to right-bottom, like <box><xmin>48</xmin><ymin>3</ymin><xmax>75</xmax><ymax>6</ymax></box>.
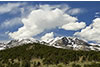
<box><xmin>0</xmin><ymin>37</ymin><xmax>100</xmax><ymax>51</ymax></box>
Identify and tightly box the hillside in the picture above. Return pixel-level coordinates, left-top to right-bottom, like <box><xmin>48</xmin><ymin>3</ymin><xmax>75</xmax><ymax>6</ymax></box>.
<box><xmin>0</xmin><ymin>43</ymin><xmax>100</xmax><ymax>67</ymax></box>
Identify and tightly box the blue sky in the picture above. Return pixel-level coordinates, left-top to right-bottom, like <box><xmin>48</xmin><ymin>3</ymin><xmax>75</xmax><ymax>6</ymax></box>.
<box><xmin>0</xmin><ymin>1</ymin><xmax>100</xmax><ymax>44</ymax></box>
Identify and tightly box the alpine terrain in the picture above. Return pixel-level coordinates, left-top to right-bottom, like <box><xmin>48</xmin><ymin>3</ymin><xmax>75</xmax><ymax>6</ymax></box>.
<box><xmin>0</xmin><ymin>37</ymin><xmax>100</xmax><ymax>51</ymax></box>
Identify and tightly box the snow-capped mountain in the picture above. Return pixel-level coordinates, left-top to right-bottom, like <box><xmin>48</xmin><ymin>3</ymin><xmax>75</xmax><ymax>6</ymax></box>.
<box><xmin>0</xmin><ymin>37</ymin><xmax>100</xmax><ymax>51</ymax></box>
<box><xmin>41</xmin><ymin>37</ymin><xmax>100</xmax><ymax>51</ymax></box>
<box><xmin>5</xmin><ymin>38</ymin><xmax>39</xmax><ymax>48</ymax></box>
<box><xmin>0</xmin><ymin>38</ymin><xmax>38</xmax><ymax>50</ymax></box>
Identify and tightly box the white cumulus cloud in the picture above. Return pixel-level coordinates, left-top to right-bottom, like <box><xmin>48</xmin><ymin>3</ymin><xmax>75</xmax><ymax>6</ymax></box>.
<box><xmin>61</xmin><ymin>22</ymin><xmax>86</xmax><ymax>30</ymax></box>
<box><xmin>74</xmin><ymin>18</ymin><xmax>100</xmax><ymax>43</ymax></box>
<box><xmin>41</xmin><ymin>32</ymin><xmax>54</xmax><ymax>42</ymax></box>
<box><xmin>9</xmin><ymin>4</ymin><xmax>86</xmax><ymax>39</ymax></box>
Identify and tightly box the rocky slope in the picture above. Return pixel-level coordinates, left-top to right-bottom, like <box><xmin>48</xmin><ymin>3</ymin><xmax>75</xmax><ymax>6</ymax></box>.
<box><xmin>41</xmin><ymin>37</ymin><xmax>100</xmax><ymax>51</ymax></box>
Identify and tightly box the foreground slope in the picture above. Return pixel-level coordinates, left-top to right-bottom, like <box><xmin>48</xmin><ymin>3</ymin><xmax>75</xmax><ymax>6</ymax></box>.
<box><xmin>0</xmin><ymin>43</ymin><xmax>100</xmax><ymax>67</ymax></box>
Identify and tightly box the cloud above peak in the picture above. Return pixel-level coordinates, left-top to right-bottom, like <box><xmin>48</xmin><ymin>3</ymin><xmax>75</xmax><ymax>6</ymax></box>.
<box><xmin>74</xmin><ymin>18</ymin><xmax>100</xmax><ymax>43</ymax></box>
<box><xmin>41</xmin><ymin>32</ymin><xmax>54</xmax><ymax>42</ymax></box>
<box><xmin>9</xmin><ymin>4</ymin><xmax>86</xmax><ymax>39</ymax></box>
<box><xmin>61</xmin><ymin>22</ymin><xmax>86</xmax><ymax>30</ymax></box>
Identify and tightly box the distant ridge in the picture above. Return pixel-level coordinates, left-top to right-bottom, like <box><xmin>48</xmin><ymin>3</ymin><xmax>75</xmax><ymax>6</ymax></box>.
<box><xmin>0</xmin><ymin>37</ymin><xmax>100</xmax><ymax>51</ymax></box>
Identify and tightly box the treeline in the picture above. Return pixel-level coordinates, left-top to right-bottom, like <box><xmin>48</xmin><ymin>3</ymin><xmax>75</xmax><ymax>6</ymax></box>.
<box><xmin>0</xmin><ymin>43</ymin><xmax>100</xmax><ymax>67</ymax></box>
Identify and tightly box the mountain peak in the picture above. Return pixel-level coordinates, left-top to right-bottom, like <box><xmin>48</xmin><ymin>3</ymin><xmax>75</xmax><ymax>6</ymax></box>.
<box><xmin>0</xmin><ymin>36</ymin><xmax>100</xmax><ymax>51</ymax></box>
<box><xmin>6</xmin><ymin>38</ymin><xmax>39</xmax><ymax>48</ymax></box>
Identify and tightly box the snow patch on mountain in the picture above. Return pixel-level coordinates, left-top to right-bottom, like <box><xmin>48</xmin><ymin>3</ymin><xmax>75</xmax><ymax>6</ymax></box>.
<box><xmin>0</xmin><ymin>37</ymin><xmax>100</xmax><ymax>51</ymax></box>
